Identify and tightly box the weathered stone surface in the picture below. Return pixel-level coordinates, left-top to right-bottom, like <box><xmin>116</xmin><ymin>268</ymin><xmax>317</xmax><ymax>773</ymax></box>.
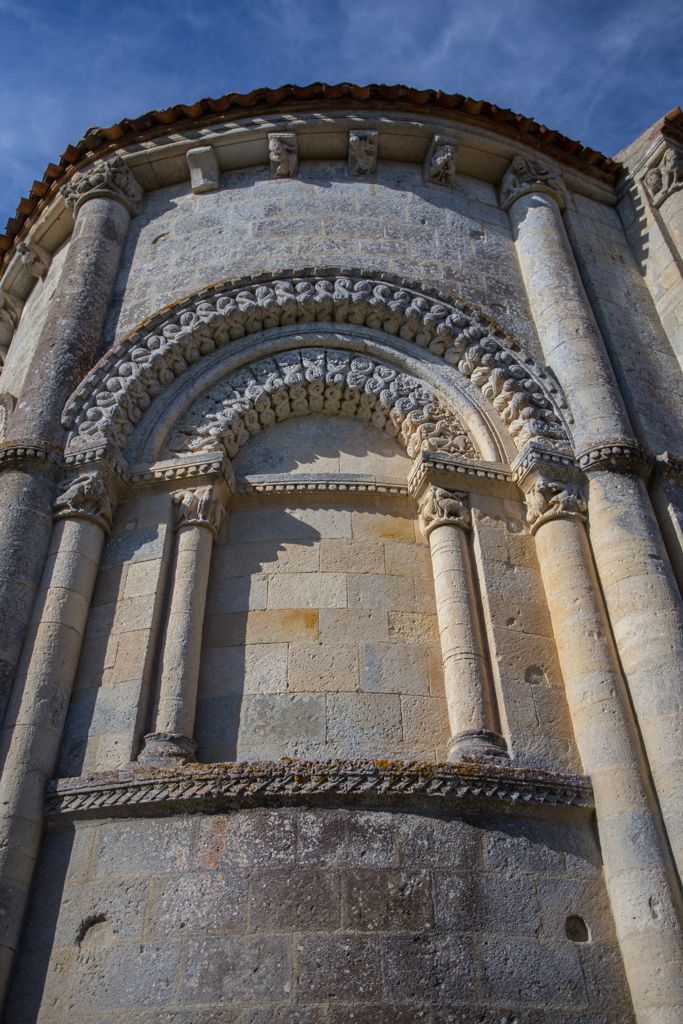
<box><xmin>4</xmin><ymin>84</ymin><xmax>683</xmax><ymax>1023</ymax></box>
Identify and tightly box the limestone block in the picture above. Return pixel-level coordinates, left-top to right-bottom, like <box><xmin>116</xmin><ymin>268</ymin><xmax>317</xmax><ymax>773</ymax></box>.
<box><xmin>208</xmin><ymin>575</ymin><xmax>268</xmax><ymax>614</ymax></box>
<box><xmin>288</xmin><ymin>642</ymin><xmax>359</xmax><ymax>692</ymax></box>
<box><xmin>186</xmin><ymin>145</ymin><xmax>220</xmax><ymax>194</ymax></box>
<box><xmin>347</xmin><ymin>573</ymin><xmax>415</xmax><ymax>611</ymax></box>
<box><xmin>351</xmin><ymin>510</ymin><xmax>416</xmax><ymax>542</ymax></box>
<box><xmin>199</xmin><ymin>644</ymin><xmax>288</xmax><ymax>696</ymax></box>
<box><xmin>297</xmin><ymin>934</ymin><xmax>382</xmax><ymax>1001</ymax></box>
<box><xmin>105</xmin><ymin>629</ymin><xmax>153</xmax><ymax>685</ymax></box>
<box><xmin>177</xmin><ymin>934</ymin><xmax>292</xmax><ymax>1005</ymax></box>
<box><xmin>146</xmin><ymin>869</ymin><xmax>247</xmax><ymax>937</ymax></box>
<box><xmin>319</xmin><ymin>539</ymin><xmax>385</xmax><ymax>574</ymax></box>
<box><xmin>249</xmin><ymin>868</ymin><xmax>341</xmax><ymax>931</ymax></box>
<box><xmin>203</xmin><ymin>609</ymin><xmax>319</xmax><ymax>646</ymax></box>
<box><xmin>400</xmin><ymin>694</ymin><xmax>450</xmax><ymax>748</ymax></box>
<box><xmin>388</xmin><ymin>611</ymin><xmax>439</xmax><ymax>644</ymax></box>
<box><xmin>212</xmin><ymin>539</ymin><xmax>319</xmax><ymax>577</ymax></box>
<box><xmin>319</xmin><ymin>608</ymin><xmax>390</xmax><ymax>643</ymax></box>
<box><xmin>326</xmin><ymin>693</ymin><xmax>402</xmax><ymax>754</ymax></box>
<box><xmin>267</xmin><ymin>571</ymin><xmax>347</xmax><ymax>610</ymax></box>
<box><xmin>361</xmin><ymin>643</ymin><xmax>429</xmax><ymax>694</ymax></box>
<box><xmin>123</xmin><ymin>559</ymin><xmax>164</xmax><ymax>599</ymax></box>
<box><xmin>237</xmin><ymin>693</ymin><xmax>326</xmax><ymax>757</ymax></box>
<box><xmin>384</xmin><ymin>541</ymin><xmax>431</xmax><ymax>577</ymax></box>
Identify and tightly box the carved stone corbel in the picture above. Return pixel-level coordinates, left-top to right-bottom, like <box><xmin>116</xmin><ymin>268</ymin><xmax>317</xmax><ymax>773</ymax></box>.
<box><xmin>499</xmin><ymin>154</ymin><xmax>567</xmax><ymax>211</ymax></box>
<box><xmin>348</xmin><ymin>130</ymin><xmax>378</xmax><ymax>176</ymax></box>
<box><xmin>16</xmin><ymin>239</ymin><xmax>52</xmax><ymax>280</ymax></box>
<box><xmin>53</xmin><ymin>471</ymin><xmax>113</xmax><ymax>532</ymax></box>
<box><xmin>187</xmin><ymin>145</ymin><xmax>220</xmax><ymax>194</ymax></box>
<box><xmin>61</xmin><ymin>155</ymin><xmax>143</xmax><ymax>218</ymax></box>
<box><xmin>642</xmin><ymin>142</ymin><xmax>683</xmax><ymax>207</ymax></box>
<box><xmin>268</xmin><ymin>133</ymin><xmax>298</xmax><ymax>179</ymax></box>
<box><xmin>423</xmin><ymin>135</ymin><xmax>459</xmax><ymax>187</ymax></box>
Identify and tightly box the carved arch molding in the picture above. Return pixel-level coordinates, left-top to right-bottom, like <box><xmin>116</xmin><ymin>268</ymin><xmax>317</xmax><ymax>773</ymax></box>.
<box><xmin>62</xmin><ymin>271</ymin><xmax>573</xmax><ymax>460</ymax></box>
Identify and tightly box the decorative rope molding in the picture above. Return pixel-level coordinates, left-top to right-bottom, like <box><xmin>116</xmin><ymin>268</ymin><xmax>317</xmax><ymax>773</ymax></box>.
<box><xmin>167</xmin><ymin>347</ymin><xmax>477</xmax><ymax>462</ymax></box>
<box><xmin>45</xmin><ymin>759</ymin><xmax>594</xmax><ymax>820</ymax></box>
<box><xmin>62</xmin><ymin>271</ymin><xmax>572</xmax><ymax>460</ymax></box>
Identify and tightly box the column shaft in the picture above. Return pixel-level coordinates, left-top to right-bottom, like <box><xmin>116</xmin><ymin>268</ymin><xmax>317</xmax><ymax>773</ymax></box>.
<box><xmin>139</xmin><ymin>486</ymin><xmax>224</xmax><ymax>765</ymax></box>
<box><xmin>508</xmin><ymin>191</ymin><xmax>629</xmax><ymax>450</ymax></box>
<box><xmin>0</xmin><ymin>194</ymin><xmax>132</xmax><ymax>722</ymax></box>
<box><xmin>421</xmin><ymin>485</ymin><xmax>507</xmax><ymax>761</ymax></box>
<box><xmin>0</xmin><ymin>515</ymin><xmax>105</xmax><ymax>1007</ymax></box>
<box><xmin>507</xmin><ymin>172</ymin><xmax>683</xmax><ymax>881</ymax></box>
<box><xmin>155</xmin><ymin>525</ymin><xmax>214</xmax><ymax>739</ymax></box>
<box><xmin>535</xmin><ymin>515</ymin><xmax>683</xmax><ymax>1022</ymax></box>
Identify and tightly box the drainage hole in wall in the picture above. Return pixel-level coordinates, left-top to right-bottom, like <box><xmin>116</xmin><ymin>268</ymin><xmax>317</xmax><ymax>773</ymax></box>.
<box><xmin>565</xmin><ymin>914</ymin><xmax>590</xmax><ymax>942</ymax></box>
<box><xmin>76</xmin><ymin>913</ymin><xmax>114</xmax><ymax>948</ymax></box>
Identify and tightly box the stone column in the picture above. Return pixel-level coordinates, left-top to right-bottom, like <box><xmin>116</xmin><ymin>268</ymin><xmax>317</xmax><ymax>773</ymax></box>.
<box><xmin>0</xmin><ymin>471</ymin><xmax>112</xmax><ymax>1009</ymax></box>
<box><xmin>139</xmin><ymin>485</ymin><xmax>225</xmax><ymax>765</ymax></box>
<box><xmin>651</xmin><ymin>452</ymin><xmax>683</xmax><ymax>594</ymax></box>
<box><xmin>419</xmin><ymin>485</ymin><xmax>508</xmax><ymax>760</ymax></box>
<box><xmin>518</xmin><ymin>455</ymin><xmax>683</xmax><ymax>1023</ymax></box>
<box><xmin>503</xmin><ymin>155</ymin><xmax>683</xmax><ymax>881</ymax></box>
<box><xmin>0</xmin><ymin>157</ymin><xmax>142</xmax><ymax>723</ymax></box>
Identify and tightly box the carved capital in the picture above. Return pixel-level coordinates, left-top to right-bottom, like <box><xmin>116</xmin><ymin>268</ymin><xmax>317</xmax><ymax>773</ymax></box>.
<box><xmin>524</xmin><ymin>473</ymin><xmax>587</xmax><ymax>533</ymax></box>
<box><xmin>643</xmin><ymin>142</ymin><xmax>683</xmax><ymax>207</ymax></box>
<box><xmin>17</xmin><ymin>239</ymin><xmax>51</xmax><ymax>280</ymax></box>
<box><xmin>61</xmin><ymin>155</ymin><xmax>143</xmax><ymax>217</ymax></box>
<box><xmin>577</xmin><ymin>439</ymin><xmax>653</xmax><ymax>478</ymax></box>
<box><xmin>423</xmin><ymin>135</ymin><xmax>458</xmax><ymax>187</ymax></box>
<box><xmin>419</xmin><ymin>485</ymin><xmax>470</xmax><ymax>536</ymax></box>
<box><xmin>54</xmin><ymin>471</ymin><xmax>113</xmax><ymax>531</ymax></box>
<box><xmin>268</xmin><ymin>133</ymin><xmax>298</xmax><ymax>179</ymax></box>
<box><xmin>348</xmin><ymin>130</ymin><xmax>378</xmax><ymax>176</ymax></box>
<box><xmin>499</xmin><ymin>154</ymin><xmax>567</xmax><ymax>211</ymax></box>
<box><xmin>173</xmin><ymin>485</ymin><xmax>225</xmax><ymax>537</ymax></box>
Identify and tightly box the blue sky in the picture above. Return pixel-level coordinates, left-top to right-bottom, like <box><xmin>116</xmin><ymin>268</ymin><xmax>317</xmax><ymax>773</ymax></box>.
<box><xmin>1</xmin><ymin>0</ymin><xmax>681</xmax><ymax>229</ymax></box>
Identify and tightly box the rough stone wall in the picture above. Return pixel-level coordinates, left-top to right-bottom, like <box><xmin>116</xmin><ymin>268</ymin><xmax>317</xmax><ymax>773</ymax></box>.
<box><xmin>103</xmin><ymin>163</ymin><xmax>542</xmax><ymax>363</ymax></box>
<box><xmin>5</xmin><ymin>806</ymin><xmax>634</xmax><ymax>1024</ymax></box>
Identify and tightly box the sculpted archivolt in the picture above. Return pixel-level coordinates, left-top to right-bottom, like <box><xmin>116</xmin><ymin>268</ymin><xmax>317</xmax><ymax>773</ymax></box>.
<box><xmin>63</xmin><ymin>273</ymin><xmax>571</xmax><ymax>460</ymax></box>
<box><xmin>168</xmin><ymin>348</ymin><xmax>477</xmax><ymax>462</ymax></box>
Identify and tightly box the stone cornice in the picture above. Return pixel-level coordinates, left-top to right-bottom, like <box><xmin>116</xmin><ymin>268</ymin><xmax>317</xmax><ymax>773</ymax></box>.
<box><xmin>0</xmin><ymin>437</ymin><xmax>64</xmax><ymax>472</ymax></box>
<box><xmin>409</xmin><ymin>451</ymin><xmax>515</xmax><ymax>502</ymax></box>
<box><xmin>577</xmin><ymin>439</ymin><xmax>653</xmax><ymax>478</ymax></box>
<box><xmin>1</xmin><ymin>83</ymin><xmax>620</xmax><ymax>272</ymax></box>
<box><xmin>239</xmin><ymin>474</ymin><xmax>409</xmax><ymax>498</ymax></box>
<box><xmin>45</xmin><ymin>759</ymin><xmax>594</xmax><ymax>821</ymax></box>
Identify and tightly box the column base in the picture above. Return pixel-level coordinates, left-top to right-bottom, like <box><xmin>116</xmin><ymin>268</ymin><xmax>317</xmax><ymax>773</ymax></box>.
<box><xmin>137</xmin><ymin>732</ymin><xmax>197</xmax><ymax>766</ymax></box>
<box><xmin>447</xmin><ymin>729</ymin><xmax>509</xmax><ymax>762</ymax></box>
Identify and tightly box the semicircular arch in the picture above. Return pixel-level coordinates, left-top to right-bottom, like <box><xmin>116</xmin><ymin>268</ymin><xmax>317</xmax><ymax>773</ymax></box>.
<box><xmin>62</xmin><ymin>270</ymin><xmax>574</xmax><ymax>462</ymax></box>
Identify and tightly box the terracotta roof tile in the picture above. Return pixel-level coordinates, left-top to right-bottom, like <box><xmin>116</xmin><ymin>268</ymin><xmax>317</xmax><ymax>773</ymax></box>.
<box><xmin>0</xmin><ymin>81</ymin><xmax>622</xmax><ymax>275</ymax></box>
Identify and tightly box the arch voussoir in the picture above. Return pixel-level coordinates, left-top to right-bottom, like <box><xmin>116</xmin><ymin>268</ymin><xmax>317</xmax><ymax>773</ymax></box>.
<box><xmin>62</xmin><ymin>271</ymin><xmax>573</xmax><ymax>459</ymax></box>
